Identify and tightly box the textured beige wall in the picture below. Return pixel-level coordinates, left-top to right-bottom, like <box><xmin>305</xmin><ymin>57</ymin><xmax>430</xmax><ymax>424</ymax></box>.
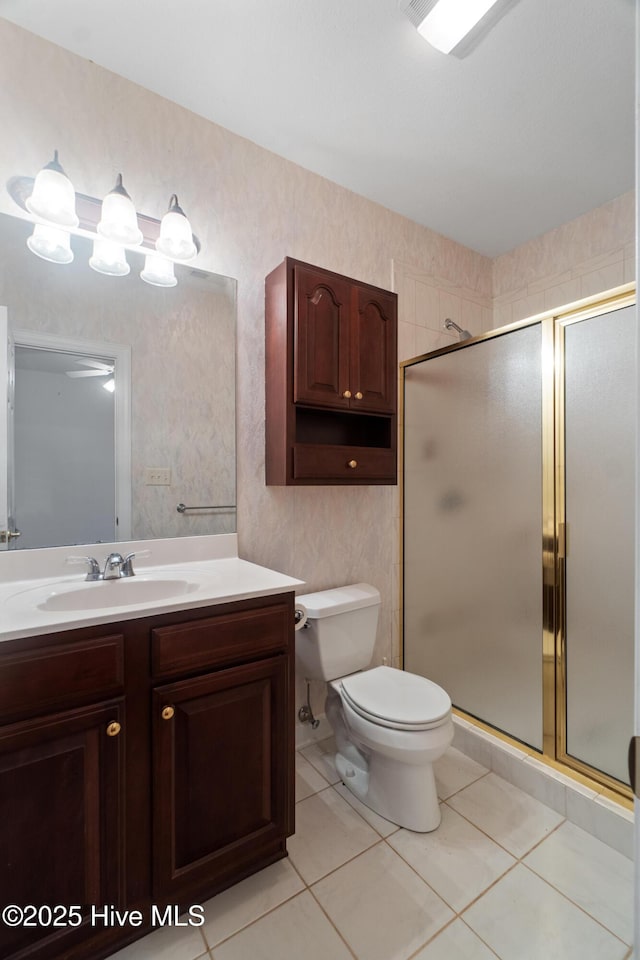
<box><xmin>0</xmin><ymin>20</ymin><xmax>492</xmax><ymax>713</ymax></box>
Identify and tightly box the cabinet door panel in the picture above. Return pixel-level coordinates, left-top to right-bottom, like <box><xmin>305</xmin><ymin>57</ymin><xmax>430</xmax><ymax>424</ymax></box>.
<box><xmin>293</xmin><ymin>265</ymin><xmax>351</xmax><ymax>407</ymax></box>
<box><xmin>153</xmin><ymin>656</ymin><xmax>288</xmax><ymax>900</ymax></box>
<box><xmin>351</xmin><ymin>288</ymin><xmax>397</xmax><ymax>414</ymax></box>
<box><xmin>0</xmin><ymin>700</ymin><xmax>124</xmax><ymax>960</ymax></box>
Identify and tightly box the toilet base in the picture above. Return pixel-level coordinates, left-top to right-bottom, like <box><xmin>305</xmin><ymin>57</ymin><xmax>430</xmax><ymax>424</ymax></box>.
<box><xmin>336</xmin><ymin>748</ymin><xmax>441</xmax><ymax>832</ymax></box>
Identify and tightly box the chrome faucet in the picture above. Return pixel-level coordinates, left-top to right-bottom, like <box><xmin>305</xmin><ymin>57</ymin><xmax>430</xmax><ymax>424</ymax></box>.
<box><xmin>102</xmin><ymin>552</ymin><xmax>138</xmax><ymax>579</ymax></box>
<box><xmin>66</xmin><ymin>552</ymin><xmax>140</xmax><ymax>581</ymax></box>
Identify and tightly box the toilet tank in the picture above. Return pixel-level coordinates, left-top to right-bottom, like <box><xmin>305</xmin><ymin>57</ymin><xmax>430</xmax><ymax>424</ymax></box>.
<box><xmin>295</xmin><ymin>583</ymin><xmax>380</xmax><ymax>681</ymax></box>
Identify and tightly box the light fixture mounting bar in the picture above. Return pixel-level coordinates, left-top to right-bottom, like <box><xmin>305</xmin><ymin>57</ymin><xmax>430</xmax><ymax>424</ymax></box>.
<box><xmin>6</xmin><ymin>175</ymin><xmax>201</xmax><ymax>255</ymax></box>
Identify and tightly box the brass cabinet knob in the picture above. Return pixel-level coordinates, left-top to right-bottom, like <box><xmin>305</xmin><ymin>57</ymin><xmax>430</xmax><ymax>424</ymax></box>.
<box><xmin>342</xmin><ymin>390</ymin><xmax>352</xmax><ymax>399</ymax></box>
<box><xmin>355</xmin><ymin>391</ymin><xmax>363</xmax><ymax>400</ymax></box>
<box><xmin>347</xmin><ymin>459</ymin><xmax>358</xmax><ymax>469</ymax></box>
<box><xmin>162</xmin><ymin>705</ymin><xmax>175</xmax><ymax>721</ymax></box>
<box><xmin>106</xmin><ymin>721</ymin><xmax>121</xmax><ymax>737</ymax></box>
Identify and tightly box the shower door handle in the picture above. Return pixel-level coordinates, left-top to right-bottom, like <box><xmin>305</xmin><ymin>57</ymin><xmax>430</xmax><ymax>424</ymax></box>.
<box><xmin>628</xmin><ymin>736</ymin><xmax>640</xmax><ymax>799</ymax></box>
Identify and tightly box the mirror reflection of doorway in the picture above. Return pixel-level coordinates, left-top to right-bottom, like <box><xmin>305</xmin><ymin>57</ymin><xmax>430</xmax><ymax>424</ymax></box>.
<box><xmin>3</xmin><ymin>325</ymin><xmax>132</xmax><ymax>550</ymax></box>
<box><xmin>14</xmin><ymin>346</ymin><xmax>117</xmax><ymax>548</ymax></box>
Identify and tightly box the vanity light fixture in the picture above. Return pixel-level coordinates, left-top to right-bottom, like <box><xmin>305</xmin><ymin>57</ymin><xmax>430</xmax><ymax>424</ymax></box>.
<box><xmin>7</xmin><ymin>152</ymin><xmax>201</xmax><ymax>287</ymax></box>
<box><xmin>140</xmin><ymin>253</ymin><xmax>178</xmax><ymax>287</ymax></box>
<box><xmin>402</xmin><ymin>0</ymin><xmax>501</xmax><ymax>54</ymax></box>
<box><xmin>26</xmin><ymin>223</ymin><xmax>74</xmax><ymax>264</ymax></box>
<box><xmin>97</xmin><ymin>174</ymin><xmax>144</xmax><ymax>246</ymax></box>
<box><xmin>89</xmin><ymin>237</ymin><xmax>131</xmax><ymax>277</ymax></box>
<box><xmin>156</xmin><ymin>195</ymin><xmax>197</xmax><ymax>261</ymax></box>
<box><xmin>24</xmin><ymin>151</ymin><xmax>79</xmax><ymax>228</ymax></box>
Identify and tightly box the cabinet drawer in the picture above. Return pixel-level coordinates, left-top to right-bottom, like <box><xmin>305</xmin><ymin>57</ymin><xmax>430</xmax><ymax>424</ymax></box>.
<box><xmin>0</xmin><ymin>634</ymin><xmax>125</xmax><ymax>722</ymax></box>
<box><xmin>152</xmin><ymin>599</ymin><xmax>292</xmax><ymax>679</ymax></box>
<box><xmin>293</xmin><ymin>443</ymin><xmax>396</xmax><ymax>482</ymax></box>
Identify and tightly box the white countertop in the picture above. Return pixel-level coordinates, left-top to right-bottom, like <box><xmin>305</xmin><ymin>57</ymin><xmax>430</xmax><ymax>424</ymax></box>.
<box><xmin>0</xmin><ymin>536</ymin><xmax>304</xmax><ymax>642</ymax></box>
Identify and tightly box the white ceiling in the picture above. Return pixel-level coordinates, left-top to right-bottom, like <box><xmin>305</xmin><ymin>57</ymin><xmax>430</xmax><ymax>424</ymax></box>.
<box><xmin>0</xmin><ymin>0</ymin><xmax>634</xmax><ymax>257</ymax></box>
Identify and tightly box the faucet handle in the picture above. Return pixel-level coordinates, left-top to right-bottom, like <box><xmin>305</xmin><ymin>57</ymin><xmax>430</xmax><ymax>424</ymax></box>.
<box><xmin>66</xmin><ymin>555</ymin><xmax>101</xmax><ymax>581</ymax></box>
<box><xmin>120</xmin><ymin>549</ymin><xmax>151</xmax><ymax>577</ymax></box>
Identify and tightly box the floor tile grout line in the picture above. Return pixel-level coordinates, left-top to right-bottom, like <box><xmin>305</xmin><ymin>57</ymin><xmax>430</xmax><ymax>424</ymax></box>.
<box><xmin>518</xmin><ymin>814</ymin><xmax>566</xmax><ymax>858</ymax></box>
<box><xmin>519</xmin><ymin>860</ymin><xmax>633</xmax><ymax>948</ymax></box>
<box><xmin>436</xmin><ymin>766</ymin><xmax>492</xmax><ymax>803</ymax></box>
<box><xmin>328</xmin><ymin>781</ymin><xmax>401</xmax><ymax>839</ymax></box>
<box><xmin>299</xmin><ymin>748</ymin><xmax>635</xmax><ymax>936</ymax></box>
<box><xmin>295</xmin><ymin>781</ymin><xmax>336</xmax><ymax>804</ymax></box>
<box><xmin>403</xmin><ymin>916</ymin><xmax>459</xmax><ymax>960</ymax></box>
<box><xmin>264</xmin><ymin>748</ymin><xmax>632</xmax><ymax>958</ymax></box>
<box><xmin>295</xmin><ymin>753</ymin><xmax>333</xmax><ymax>788</ymax></box>
<box><xmin>296</xmin><ymin>777</ymin><xmax>401</xmax><ymax>844</ymax></box>
<box><xmin>304</xmin><ymin>843</ymin><xmax>467</xmax><ymax>960</ymax></box>
<box><xmin>378</xmin><ymin>829</ymin><xmax>518</xmax><ymax>918</ymax></box>
<box><xmin>442</xmin><ymin>797</ymin><xmax>631</xmax><ymax>938</ymax></box>
<box><xmin>441</xmin><ymin>793</ymin><xmax>567</xmax><ymax>863</ymax></box>
<box><xmin>298</xmin><ymin>755</ymin><xmax>616</xmax><ymax>932</ymax></box>
<box><xmin>305</xmin><ymin>880</ymin><xmax>363</xmax><ymax>960</ymax></box>
<box><xmin>177</xmin><ymin>830</ymin><xmax>630</xmax><ymax>960</ymax></box>
<box><xmin>377</xmin><ymin>832</ymin><xmax>464</xmax><ymax>914</ymax></box>
<box><xmin>455</xmin><ymin>858</ymin><xmax>522</xmax><ymax>918</ymax></box>
<box><xmin>293</xmin><ymin>795</ymin><xmax>633</xmax><ymax>958</ymax></box>
<box><xmin>200</xmin><ymin>885</ymin><xmax>329</xmax><ymax>954</ymax></box>
<box><xmin>458</xmin><ymin>915</ymin><xmax>503</xmax><ymax>959</ymax></box>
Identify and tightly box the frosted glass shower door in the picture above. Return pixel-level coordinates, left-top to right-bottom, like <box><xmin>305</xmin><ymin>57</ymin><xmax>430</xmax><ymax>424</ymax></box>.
<box><xmin>403</xmin><ymin>324</ymin><xmax>543</xmax><ymax>749</ymax></box>
<box><xmin>563</xmin><ymin>305</ymin><xmax>635</xmax><ymax>784</ymax></box>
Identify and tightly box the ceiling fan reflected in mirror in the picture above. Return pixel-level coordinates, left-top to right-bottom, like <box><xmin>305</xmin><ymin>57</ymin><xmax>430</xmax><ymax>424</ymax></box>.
<box><xmin>65</xmin><ymin>357</ymin><xmax>115</xmax><ymax>391</ymax></box>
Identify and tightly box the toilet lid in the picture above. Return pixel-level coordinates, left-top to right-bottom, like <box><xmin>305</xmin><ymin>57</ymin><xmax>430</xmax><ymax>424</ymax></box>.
<box><xmin>340</xmin><ymin>666</ymin><xmax>451</xmax><ymax>727</ymax></box>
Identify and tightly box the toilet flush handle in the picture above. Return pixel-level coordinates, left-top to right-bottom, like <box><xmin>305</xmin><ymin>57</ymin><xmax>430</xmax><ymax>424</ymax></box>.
<box><xmin>294</xmin><ymin>606</ymin><xmax>309</xmax><ymax>630</ymax></box>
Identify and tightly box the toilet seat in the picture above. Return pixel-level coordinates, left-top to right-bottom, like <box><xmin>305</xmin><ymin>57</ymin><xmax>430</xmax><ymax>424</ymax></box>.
<box><xmin>337</xmin><ymin>666</ymin><xmax>451</xmax><ymax>732</ymax></box>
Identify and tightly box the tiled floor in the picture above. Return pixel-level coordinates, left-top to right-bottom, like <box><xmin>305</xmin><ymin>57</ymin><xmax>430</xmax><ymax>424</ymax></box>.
<box><xmin>111</xmin><ymin>740</ymin><xmax>634</xmax><ymax>960</ymax></box>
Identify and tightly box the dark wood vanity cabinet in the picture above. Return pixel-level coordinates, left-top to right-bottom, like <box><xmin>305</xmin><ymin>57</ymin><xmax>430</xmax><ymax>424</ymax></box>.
<box><xmin>0</xmin><ymin>699</ymin><xmax>125</xmax><ymax>960</ymax></box>
<box><xmin>266</xmin><ymin>258</ymin><xmax>398</xmax><ymax>484</ymax></box>
<box><xmin>150</xmin><ymin>600</ymin><xmax>293</xmax><ymax>903</ymax></box>
<box><xmin>0</xmin><ymin>592</ymin><xmax>294</xmax><ymax>960</ymax></box>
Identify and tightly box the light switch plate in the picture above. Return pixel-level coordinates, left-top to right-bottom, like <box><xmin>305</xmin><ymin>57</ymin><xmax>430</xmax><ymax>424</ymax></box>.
<box><xmin>145</xmin><ymin>467</ymin><xmax>171</xmax><ymax>485</ymax></box>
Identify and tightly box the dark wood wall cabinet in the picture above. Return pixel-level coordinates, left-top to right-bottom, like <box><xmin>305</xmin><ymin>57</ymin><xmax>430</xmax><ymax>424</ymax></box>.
<box><xmin>266</xmin><ymin>258</ymin><xmax>398</xmax><ymax>484</ymax></box>
<box><xmin>0</xmin><ymin>592</ymin><xmax>295</xmax><ymax>960</ymax></box>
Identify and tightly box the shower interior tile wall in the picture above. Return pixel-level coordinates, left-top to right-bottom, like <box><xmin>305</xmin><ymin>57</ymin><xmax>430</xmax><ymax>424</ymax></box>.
<box><xmin>492</xmin><ymin>192</ymin><xmax>635</xmax><ymax>326</ymax></box>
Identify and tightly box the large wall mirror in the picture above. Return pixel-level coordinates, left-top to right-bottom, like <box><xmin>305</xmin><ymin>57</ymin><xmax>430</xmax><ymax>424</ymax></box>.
<box><xmin>0</xmin><ymin>212</ymin><xmax>236</xmax><ymax>550</ymax></box>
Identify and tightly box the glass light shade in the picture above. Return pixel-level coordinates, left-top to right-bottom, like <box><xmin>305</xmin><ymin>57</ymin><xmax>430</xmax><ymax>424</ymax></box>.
<box><xmin>25</xmin><ymin>151</ymin><xmax>79</xmax><ymax>228</ymax></box>
<box><xmin>140</xmin><ymin>254</ymin><xmax>178</xmax><ymax>287</ymax></box>
<box><xmin>89</xmin><ymin>237</ymin><xmax>130</xmax><ymax>277</ymax></box>
<box><xmin>418</xmin><ymin>0</ymin><xmax>500</xmax><ymax>53</ymax></box>
<box><xmin>156</xmin><ymin>195</ymin><xmax>197</xmax><ymax>261</ymax></box>
<box><xmin>97</xmin><ymin>174</ymin><xmax>143</xmax><ymax>246</ymax></box>
<box><xmin>26</xmin><ymin>223</ymin><xmax>74</xmax><ymax>264</ymax></box>
<box><xmin>102</xmin><ymin>378</ymin><xmax>116</xmax><ymax>393</ymax></box>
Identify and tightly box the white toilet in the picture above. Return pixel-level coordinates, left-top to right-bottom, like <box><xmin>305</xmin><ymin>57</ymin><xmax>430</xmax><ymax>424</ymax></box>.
<box><xmin>295</xmin><ymin>583</ymin><xmax>453</xmax><ymax>832</ymax></box>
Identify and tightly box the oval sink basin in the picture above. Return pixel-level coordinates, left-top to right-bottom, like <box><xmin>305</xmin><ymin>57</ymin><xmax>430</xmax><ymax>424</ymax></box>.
<box><xmin>35</xmin><ymin>577</ymin><xmax>200</xmax><ymax>612</ymax></box>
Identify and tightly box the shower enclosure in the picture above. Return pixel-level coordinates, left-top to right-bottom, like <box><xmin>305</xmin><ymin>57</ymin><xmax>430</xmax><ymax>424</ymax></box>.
<box><xmin>402</xmin><ymin>285</ymin><xmax>635</xmax><ymax>793</ymax></box>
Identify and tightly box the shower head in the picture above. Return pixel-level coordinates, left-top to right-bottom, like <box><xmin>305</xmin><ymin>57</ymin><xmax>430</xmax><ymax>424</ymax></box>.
<box><xmin>444</xmin><ymin>318</ymin><xmax>472</xmax><ymax>341</ymax></box>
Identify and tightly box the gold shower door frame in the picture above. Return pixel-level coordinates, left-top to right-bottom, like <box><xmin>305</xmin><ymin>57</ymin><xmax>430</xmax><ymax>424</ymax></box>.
<box><xmin>400</xmin><ymin>282</ymin><xmax>636</xmax><ymax>801</ymax></box>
